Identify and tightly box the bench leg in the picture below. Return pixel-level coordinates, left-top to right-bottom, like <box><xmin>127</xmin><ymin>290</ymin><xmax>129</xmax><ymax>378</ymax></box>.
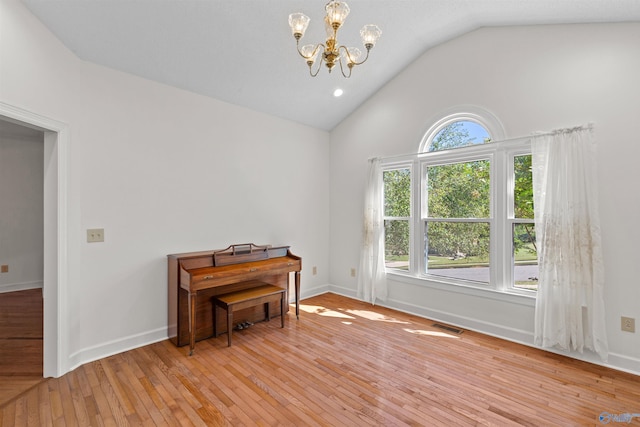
<box><xmin>213</xmin><ymin>302</ymin><xmax>218</xmax><ymax>337</ymax></box>
<box><xmin>264</xmin><ymin>302</ymin><xmax>270</xmax><ymax>322</ymax></box>
<box><xmin>280</xmin><ymin>293</ymin><xmax>285</xmax><ymax>328</ymax></box>
<box><xmin>226</xmin><ymin>308</ymin><xmax>233</xmax><ymax>347</ymax></box>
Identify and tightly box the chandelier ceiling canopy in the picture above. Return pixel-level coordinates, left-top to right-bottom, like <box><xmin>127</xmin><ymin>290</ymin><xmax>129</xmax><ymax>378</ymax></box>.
<box><xmin>288</xmin><ymin>1</ymin><xmax>382</xmax><ymax>78</ymax></box>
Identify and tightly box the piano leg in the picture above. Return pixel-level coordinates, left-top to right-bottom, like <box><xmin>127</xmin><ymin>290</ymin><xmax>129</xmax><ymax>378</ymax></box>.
<box><xmin>188</xmin><ymin>291</ymin><xmax>196</xmax><ymax>356</ymax></box>
<box><xmin>295</xmin><ymin>271</ymin><xmax>301</xmax><ymax>319</ymax></box>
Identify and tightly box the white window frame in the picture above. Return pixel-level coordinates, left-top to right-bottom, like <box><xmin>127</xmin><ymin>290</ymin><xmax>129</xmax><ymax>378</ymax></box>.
<box><xmin>381</xmin><ymin>107</ymin><xmax>536</xmax><ymax>301</ymax></box>
<box><xmin>420</xmin><ymin>147</ymin><xmax>495</xmax><ymax>288</ymax></box>
<box><xmin>382</xmin><ymin>165</ymin><xmax>414</xmax><ymax>272</ymax></box>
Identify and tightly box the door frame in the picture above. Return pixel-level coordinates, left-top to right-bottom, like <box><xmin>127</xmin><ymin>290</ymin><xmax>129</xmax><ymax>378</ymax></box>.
<box><xmin>0</xmin><ymin>101</ymin><xmax>68</xmax><ymax>378</ymax></box>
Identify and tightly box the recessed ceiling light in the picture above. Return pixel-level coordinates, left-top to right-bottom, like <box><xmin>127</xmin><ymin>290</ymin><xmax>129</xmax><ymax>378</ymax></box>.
<box><xmin>333</xmin><ymin>88</ymin><xmax>344</xmax><ymax>97</ymax></box>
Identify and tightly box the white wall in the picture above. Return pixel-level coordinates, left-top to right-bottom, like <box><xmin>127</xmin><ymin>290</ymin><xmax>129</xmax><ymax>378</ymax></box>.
<box><xmin>1</xmin><ymin>0</ymin><xmax>330</xmax><ymax>375</ymax></box>
<box><xmin>329</xmin><ymin>23</ymin><xmax>640</xmax><ymax>374</ymax></box>
<box><xmin>0</xmin><ymin>128</ymin><xmax>44</xmax><ymax>292</ymax></box>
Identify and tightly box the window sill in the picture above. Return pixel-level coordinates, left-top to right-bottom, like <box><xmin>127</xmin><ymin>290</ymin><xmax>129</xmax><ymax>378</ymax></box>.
<box><xmin>386</xmin><ymin>270</ymin><xmax>536</xmax><ymax>307</ymax></box>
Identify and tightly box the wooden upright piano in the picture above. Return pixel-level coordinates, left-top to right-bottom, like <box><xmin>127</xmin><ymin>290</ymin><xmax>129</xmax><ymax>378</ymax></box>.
<box><xmin>167</xmin><ymin>244</ymin><xmax>301</xmax><ymax>352</ymax></box>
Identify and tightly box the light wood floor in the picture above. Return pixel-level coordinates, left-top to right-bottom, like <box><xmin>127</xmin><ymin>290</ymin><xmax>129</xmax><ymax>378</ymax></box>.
<box><xmin>0</xmin><ymin>289</ymin><xmax>44</xmax><ymax>407</ymax></box>
<box><xmin>1</xmin><ymin>292</ymin><xmax>639</xmax><ymax>426</ymax></box>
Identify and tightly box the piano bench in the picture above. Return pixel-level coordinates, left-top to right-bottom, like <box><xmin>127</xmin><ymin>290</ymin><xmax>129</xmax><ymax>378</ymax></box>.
<box><xmin>212</xmin><ymin>283</ymin><xmax>286</xmax><ymax>347</ymax></box>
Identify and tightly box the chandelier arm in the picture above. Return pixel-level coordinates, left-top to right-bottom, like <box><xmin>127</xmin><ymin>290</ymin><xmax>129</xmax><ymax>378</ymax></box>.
<box><xmin>296</xmin><ymin>40</ymin><xmax>325</xmax><ymax>61</ymax></box>
<box><xmin>337</xmin><ymin>55</ymin><xmax>352</xmax><ymax>78</ymax></box>
<box><xmin>309</xmin><ymin>56</ymin><xmax>324</xmax><ymax>77</ymax></box>
<box><xmin>337</xmin><ymin>44</ymin><xmax>372</xmax><ymax>67</ymax></box>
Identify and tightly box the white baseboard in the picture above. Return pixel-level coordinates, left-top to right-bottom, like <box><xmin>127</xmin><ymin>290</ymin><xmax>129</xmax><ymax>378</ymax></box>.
<box><xmin>67</xmin><ymin>327</ymin><xmax>169</xmax><ymax>373</ymax></box>
<box><xmin>605</xmin><ymin>352</ymin><xmax>640</xmax><ymax>376</ymax></box>
<box><xmin>300</xmin><ymin>283</ymin><xmax>331</xmax><ymax>300</ymax></box>
<box><xmin>0</xmin><ymin>280</ymin><xmax>43</xmax><ymax>293</ymax></box>
<box><xmin>327</xmin><ymin>283</ymin><xmax>357</xmax><ymax>299</ymax></box>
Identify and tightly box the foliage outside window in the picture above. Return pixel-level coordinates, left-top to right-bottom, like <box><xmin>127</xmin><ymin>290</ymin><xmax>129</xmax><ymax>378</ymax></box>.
<box><xmin>512</xmin><ymin>154</ymin><xmax>538</xmax><ymax>290</ymax></box>
<box><xmin>425</xmin><ymin>158</ymin><xmax>491</xmax><ymax>283</ymax></box>
<box><xmin>382</xmin><ymin>119</ymin><xmax>538</xmax><ymax>293</ymax></box>
<box><xmin>383</xmin><ymin>168</ymin><xmax>410</xmax><ymax>271</ymax></box>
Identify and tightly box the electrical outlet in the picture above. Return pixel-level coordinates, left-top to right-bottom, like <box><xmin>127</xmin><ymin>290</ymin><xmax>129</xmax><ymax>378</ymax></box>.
<box><xmin>621</xmin><ymin>317</ymin><xmax>635</xmax><ymax>333</ymax></box>
<box><xmin>87</xmin><ymin>228</ymin><xmax>105</xmax><ymax>243</ymax></box>
<box><xmin>350</xmin><ymin>268</ymin><xmax>356</xmax><ymax>277</ymax></box>
<box><xmin>0</xmin><ymin>265</ymin><xmax>8</xmax><ymax>273</ymax></box>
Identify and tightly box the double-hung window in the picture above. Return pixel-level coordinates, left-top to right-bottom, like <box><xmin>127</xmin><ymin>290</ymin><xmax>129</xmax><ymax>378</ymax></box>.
<box><xmin>382</xmin><ymin>116</ymin><xmax>538</xmax><ymax>294</ymax></box>
<box><xmin>383</xmin><ymin>167</ymin><xmax>412</xmax><ymax>271</ymax></box>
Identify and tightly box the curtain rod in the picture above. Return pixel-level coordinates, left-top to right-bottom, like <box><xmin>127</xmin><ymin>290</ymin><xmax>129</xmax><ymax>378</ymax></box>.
<box><xmin>370</xmin><ymin>123</ymin><xmax>593</xmax><ymax>163</ymax></box>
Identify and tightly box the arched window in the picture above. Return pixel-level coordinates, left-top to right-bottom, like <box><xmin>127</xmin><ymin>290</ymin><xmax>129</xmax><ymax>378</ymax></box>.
<box><xmin>419</xmin><ymin>106</ymin><xmax>505</xmax><ymax>153</ymax></box>
<box><xmin>429</xmin><ymin>120</ymin><xmax>491</xmax><ymax>151</ymax></box>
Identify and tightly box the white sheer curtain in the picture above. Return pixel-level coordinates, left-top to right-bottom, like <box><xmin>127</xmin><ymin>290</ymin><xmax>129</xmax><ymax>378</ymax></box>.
<box><xmin>531</xmin><ymin>125</ymin><xmax>608</xmax><ymax>361</ymax></box>
<box><xmin>357</xmin><ymin>158</ymin><xmax>387</xmax><ymax>304</ymax></box>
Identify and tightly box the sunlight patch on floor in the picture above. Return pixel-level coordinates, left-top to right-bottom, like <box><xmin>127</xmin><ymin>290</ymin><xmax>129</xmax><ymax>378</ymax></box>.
<box><xmin>344</xmin><ymin>309</ymin><xmax>410</xmax><ymax>324</ymax></box>
<box><xmin>299</xmin><ymin>304</ymin><xmax>355</xmax><ymax>319</ymax></box>
<box><xmin>403</xmin><ymin>328</ymin><xmax>460</xmax><ymax>338</ymax></box>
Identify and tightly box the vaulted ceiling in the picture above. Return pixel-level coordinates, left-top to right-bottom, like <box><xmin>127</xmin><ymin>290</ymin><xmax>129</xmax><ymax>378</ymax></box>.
<box><xmin>21</xmin><ymin>0</ymin><xmax>640</xmax><ymax>130</ymax></box>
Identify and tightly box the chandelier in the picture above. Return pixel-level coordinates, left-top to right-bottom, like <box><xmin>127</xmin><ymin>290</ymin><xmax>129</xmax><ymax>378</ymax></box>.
<box><xmin>288</xmin><ymin>1</ymin><xmax>382</xmax><ymax>78</ymax></box>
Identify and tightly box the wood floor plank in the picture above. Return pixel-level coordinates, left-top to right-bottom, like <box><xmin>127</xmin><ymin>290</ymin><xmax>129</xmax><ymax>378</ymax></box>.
<box><xmin>35</xmin><ymin>378</ymin><xmax>52</xmax><ymax>426</ymax></box>
<box><xmin>24</xmin><ymin>387</ymin><xmax>40</xmax><ymax>427</ymax></box>
<box><xmin>45</xmin><ymin>378</ymin><xmax>63</xmax><ymax>423</ymax></box>
<box><xmin>1</xmin><ymin>292</ymin><xmax>639</xmax><ymax>426</ymax></box>
<box><xmin>0</xmin><ymin>289</ymin><xmax>44</xmax><ymax>416</ymax></box>
<box><xmin>0</xmin><ymin>401</ymin><xmax>16</xmax><ymax>427</ymax></box>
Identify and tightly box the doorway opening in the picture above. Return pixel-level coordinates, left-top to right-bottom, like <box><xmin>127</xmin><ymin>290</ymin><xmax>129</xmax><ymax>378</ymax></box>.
<box><xmin>0</xmin><ymin>101</ymin><xmax>68</xmax><ymax>378</ymax></box>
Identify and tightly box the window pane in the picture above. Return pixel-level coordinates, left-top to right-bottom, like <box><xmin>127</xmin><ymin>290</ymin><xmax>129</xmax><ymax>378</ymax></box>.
<box><xmin>385</xmin><ymin>220</ymin><xmax>409</xmax><ymax>270</ymax></box>
<box><xmin>514</xmin><ymin>154</ymin><xmax>534</xmax><ymax>219</ymax></box>
<box><xmin>430</xmin><ymin>121</ymin><xmax>491</xmax><ymax>152</ymax></box>
<box><xmin>425</xmin><ymin>221</ymin><xmax>490</xmax><ymax>283</ymax></box>
<box><xmin>513</xmin><ymin>223</ymin><xmax>538</xmax><ymax>291</ymax></box>
<box><xmin>426</xmin><ymin>160</ymin><xmax>490</xmax><ymax>218</ymax></box>
<box><xmin>384</xmin><ymin>168</ymin><xmax>411</xmax><ymax>217</ymax></box>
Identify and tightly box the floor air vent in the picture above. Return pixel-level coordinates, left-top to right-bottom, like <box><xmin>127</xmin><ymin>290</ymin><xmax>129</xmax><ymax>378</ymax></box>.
<box><xmin>432</xmin><ymin>323</ymin><xmax>464</xmax><ymax>334</ymax></box>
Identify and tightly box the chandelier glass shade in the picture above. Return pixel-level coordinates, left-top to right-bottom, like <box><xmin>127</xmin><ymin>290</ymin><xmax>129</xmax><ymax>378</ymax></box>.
<box><xmin>288</xmin><ymin>1</ymin><xmax>381</xmax><ymax>78</ymax></box>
